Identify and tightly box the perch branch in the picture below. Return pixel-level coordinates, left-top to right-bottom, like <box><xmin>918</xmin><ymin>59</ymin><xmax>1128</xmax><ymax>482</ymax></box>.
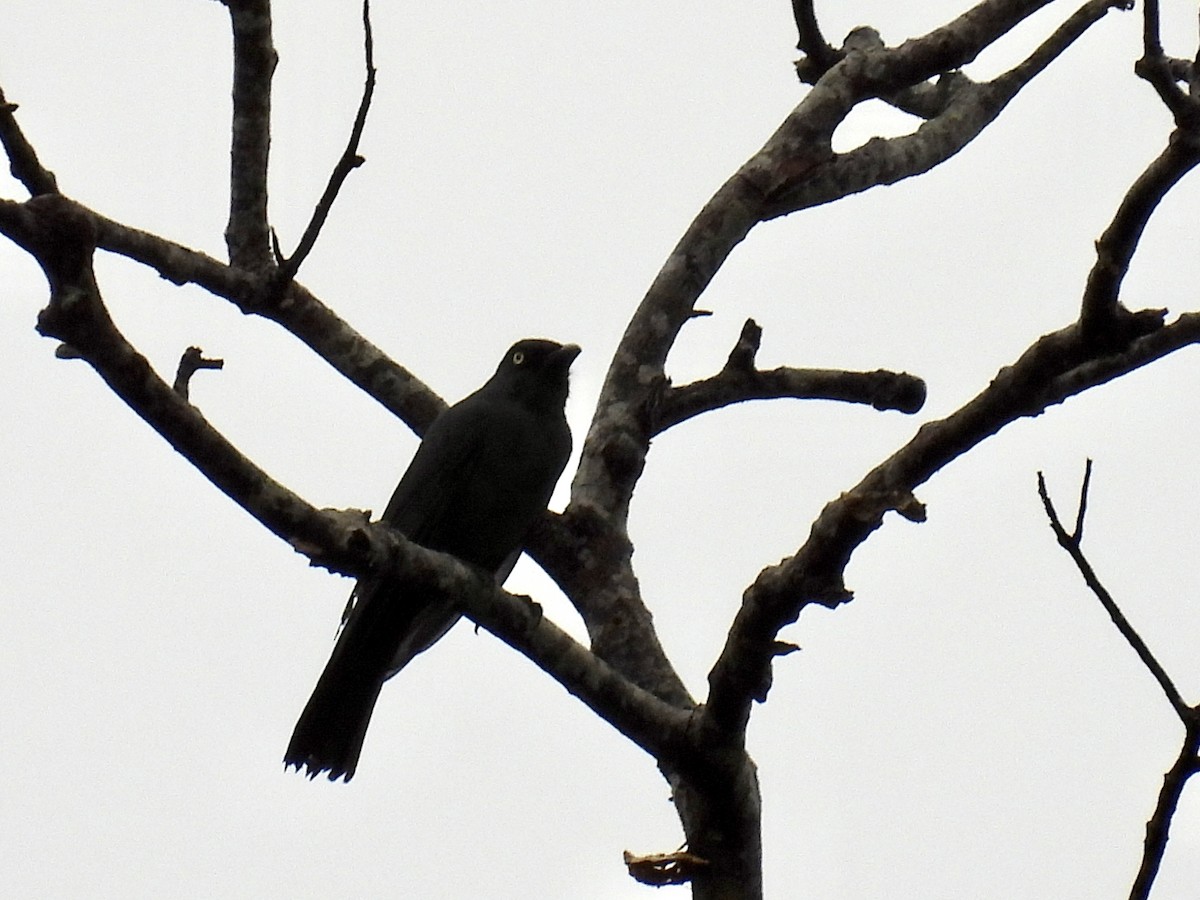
<box><xmin>9</xmin><ymin>193</ymin><xmax>691</xmax><ymax>769</ymax></box>
<box><xmin>274</xmin><ymin>0</ymin><xmax>376</xmax><ymax>283</ymax></box>
<box><xmin>61</xmin><ymin>197</ymin><xmax>445</xmax><ymax>432</ymax></box>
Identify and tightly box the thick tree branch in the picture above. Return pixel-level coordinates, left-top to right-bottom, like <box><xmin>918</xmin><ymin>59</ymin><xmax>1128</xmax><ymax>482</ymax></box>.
<box><xmin>562</xmin><ymin>0</ymin><xmax>1131</xmax><ymax>779</ymax></box>
<box><xmin>768</xmin><ymin>1</ymin><xmax>1132</xmax><ymax>219</ymax></box>
<box><xmin>0</xmin><ymin>86</ymin><xmax>57</xmax><ymax>196</ymax></box>
<box><xmin>221</xmin><ymin>0</ymin><xmax>277</xmax><ymax>270</ymax></box>
<box><xmin>273</xmin><ymin>0</ymin><xmax>376</xmax><ymax>283</ymax></box>
<box><xmin>573</xmin><ymin>0</ymin><xmax>1128</xmax><ymax>534</ymax></box>
<box><xmin>75</xmin><ymin>200</ymin><xmax>446</xmax><ymax>430</ymax></box>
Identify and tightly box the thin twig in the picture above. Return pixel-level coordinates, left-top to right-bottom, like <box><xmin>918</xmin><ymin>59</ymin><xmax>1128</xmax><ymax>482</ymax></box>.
<box><xmin>1130</xmin><ymin>724</ymin><xmax>1200</xmax><ymax>900</ymax></box>
<box><xmin>275</xmin><ymin>0</ymin><xmax>376</xmax><ymax>283</ymax></box>
<box><xmin>1071</xmin><ymin>457</ymin><xmax>1092</xmax><ymax>541</ymax></box>
<box><xmin>1036</xmin><ymin>468</ymin><xmax>1189</xmax><ymax>719</ymax></box>
<box><xmin>791</xmin><ymin>0</ymin><xmax>839</xmax><ymax>82</ymax></box>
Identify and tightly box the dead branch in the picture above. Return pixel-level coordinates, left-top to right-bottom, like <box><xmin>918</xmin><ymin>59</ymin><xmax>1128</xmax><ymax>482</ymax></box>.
<box><xmin>1037</xmin><ymin>464</ymin><xmax>1200</xmax><ymax>900</ymax></box>
<box><xmin>1037</xmin><ymin>465</ymin><xmax>1187</xmax><ymax>717</ymax></box>
<box><xmin>221</xmin><ymin>0</ymin><xmax>277</xmax><ymax>270</ymax></box>
<box><xmin>274</xmin><ymin>0</ymin><xmax>377</xmax><ymax>283</ymax></box>
<box><xmin>655</xmin><ymin>319</ymin><xmax>925</xmax><ymax>434</ymax></box>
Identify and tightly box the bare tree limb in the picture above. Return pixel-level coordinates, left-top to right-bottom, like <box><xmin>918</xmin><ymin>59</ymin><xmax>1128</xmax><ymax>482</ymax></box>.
<box><xmin>273</xmin><ymin>0</ymin><xmax>376</xmax><ymax>283</ymax></box>
<box><xmin>1080</xmin><ymin>132</ymin><xmax>1200</xmax><ymax>343</ymax></box>
<box><xmin>558</xmin><ymin>1</ymin><xmax>1136</xmax><ymax>773</ymax></box>
<box><xmin>1071</xmin><ymin>456</ymin><xmax>1092</xmax><ymax>542</ymax></box>
<box><xmin>221</xmin><ymin>0</ymin><xmax>277</xmax><ymax>271</ymax></box>
<box><xmin>78</xmin><ymin>200</ymin><xmax>447</xmax><ymax>431</ymax></box>
<box><xmin>0</xmin><ymin>86</ymin><xmax>57</xmax><ymax>196</ymax></box>
<box><xmin>654</xmin><ymin>319</ymin><xmax>925</xmax><ymax>434</ymax></box>
<box><xmin>1037</xmin><ymin>463</ymin><xmax>1200</xmax><ymax>900</ymax></box>
<box><xmin>1037</xmin><ymin>466</ymin><xmax>1188</xmax><ymax>718</ymax></box>
<box><xmin>1131</xmin><ymin>726</ymin><xmax>1200</xmax><ymax>900</ymax></box>
<box><xmin>791</xmin><ymin>0</ymin><xmax>839</xmax><ymax>83</ymax></box>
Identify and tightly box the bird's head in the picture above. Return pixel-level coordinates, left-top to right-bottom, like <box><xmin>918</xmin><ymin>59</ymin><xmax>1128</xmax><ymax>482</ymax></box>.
<box><xmin>491</xmin><ymin>338</ymin><xmax>581</xmax><ymax>411</ymax></box>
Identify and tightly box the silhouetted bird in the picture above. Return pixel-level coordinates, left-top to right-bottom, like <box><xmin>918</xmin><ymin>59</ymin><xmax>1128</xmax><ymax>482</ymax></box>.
<box><xmin>285</xmin><ymin>339</ymin><xmax>579</xmax><ymax>782</ymax></box>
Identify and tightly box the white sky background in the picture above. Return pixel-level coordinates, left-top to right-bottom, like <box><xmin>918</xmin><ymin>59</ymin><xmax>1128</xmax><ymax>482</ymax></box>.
<box><xmin>3</xmin><ymin>1</ymin><xmax>1200</xmax><ymax>897</ymax></box>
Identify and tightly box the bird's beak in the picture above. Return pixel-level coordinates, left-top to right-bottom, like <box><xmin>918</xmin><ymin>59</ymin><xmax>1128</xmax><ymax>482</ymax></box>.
<box><xmin>554</xmin><ymin>343</ymin><xmax>582</xmax><ymax>368</ymax></box>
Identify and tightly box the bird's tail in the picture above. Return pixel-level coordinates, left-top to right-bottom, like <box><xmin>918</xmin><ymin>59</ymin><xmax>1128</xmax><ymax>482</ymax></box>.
<box><xmin>284</xmin><ymin>659</ymin><xmax>382</xmax><ymax>783</ymax></box>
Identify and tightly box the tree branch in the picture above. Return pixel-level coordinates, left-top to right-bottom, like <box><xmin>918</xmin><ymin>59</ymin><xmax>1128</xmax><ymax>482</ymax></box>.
<box><xmin>1037</xmin><ymin>466</ymin><xmax>1188</xmax><ymax>718</ymax></box>
<box><xmin>74</xmin><ymin>200</ymin><xmax>447</xmax><ymax>431</ymax></box>
<box><xmin>1080</xmin><ymin>132</ymin><xmax>1200</xmax><ymax>343</ymax></box>
<box><xmin>1037</xmin><ymin>464</ymin><xmax>1200</xmax><ymax>900</ymax></box>
<box><xmin>1131</xmin><ymin>726</ymin><xmax>1200</xmax><ymax>900</ymax></box>
<box><xmin>8</xmin><ymin>192</ymin><xmax>692</xmax><ymax>768</ymax></box>
<box><xmin>654</xmin><ymin>319</ymin><xmax>925</xmax><ymax>434</ymax></box>
<box><xmin>561</xmin><ymin>0</ymin><xmax>1133</xmax><ymax>754</ymax></box>
<box><xmin>221</xmin><ymin>0</ymin><xmax>277</xmax><ymax>271</ymax></box>
<box><xmin>273</xmin><ymin>0</ymin><xmax>376</xmax><ymax>284</ymax></box>
<box><xmin>0</xmin><ymin>86</ymin><xmax>57</xmax><ymax>196</ymax></box>
<box><xmin>791</xmin><ymin>0</ymin><xmax>840</xmax><ymax>83</ymax></box>
<box><xmin>173</xmin><ymin>346</ymin><xmax>224</xmax><ymax>400</ymax></box>
<box><xmin>705</xmin><ymin>308</ymin><xmax>1200</xmax><ymax>735</ymax></box>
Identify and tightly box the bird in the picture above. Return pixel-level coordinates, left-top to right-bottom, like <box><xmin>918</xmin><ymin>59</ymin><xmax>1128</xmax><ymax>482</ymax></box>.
<box><xmin>285</xmin><ymin>338</ymin><xmax>580</xmax><ymax>782</ymax></box>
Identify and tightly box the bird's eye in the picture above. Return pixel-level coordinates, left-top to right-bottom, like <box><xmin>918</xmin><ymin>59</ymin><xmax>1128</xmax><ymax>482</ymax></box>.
<box><xmin>512</xmin><ymin>351</ymin><xmax>525</xmax><ymax>365</ymax></box>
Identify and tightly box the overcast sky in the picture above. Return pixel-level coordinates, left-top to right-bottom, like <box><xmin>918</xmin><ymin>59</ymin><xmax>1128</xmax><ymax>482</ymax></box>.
<box><xmin>4</xmin><ymin>1</ymin><xmax>1200</xmax><ymax>898</ymax></box>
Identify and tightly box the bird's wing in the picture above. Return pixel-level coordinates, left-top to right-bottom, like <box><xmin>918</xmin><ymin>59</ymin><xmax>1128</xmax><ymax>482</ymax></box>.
<box><xmin>339</xmin><ymin>393</ymin><xmax>492</xmax><ymax>628</ymax></box>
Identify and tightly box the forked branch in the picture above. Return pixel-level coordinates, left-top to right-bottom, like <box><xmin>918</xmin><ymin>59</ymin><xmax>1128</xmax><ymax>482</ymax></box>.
<box><xmin>1038</xmin><ymin>464</ymin><xmax>1200</xmax><ymax>900</ymax></box>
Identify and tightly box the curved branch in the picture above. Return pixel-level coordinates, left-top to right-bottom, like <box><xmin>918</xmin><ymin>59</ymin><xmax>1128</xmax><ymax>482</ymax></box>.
<box><xmin>1132</xmin><ymin>726</ymin><xmax>1200</xmax><ymax>900</ymax></box>
<box><xmin>173</xmin><ymin>346</ymin><xmax>224</xmax><ymax>400</ymax></box>
<box><xmin>1081</xmin><ymin>132</ymin><xmax>1200</xmax><ymax>342</ymax></box>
